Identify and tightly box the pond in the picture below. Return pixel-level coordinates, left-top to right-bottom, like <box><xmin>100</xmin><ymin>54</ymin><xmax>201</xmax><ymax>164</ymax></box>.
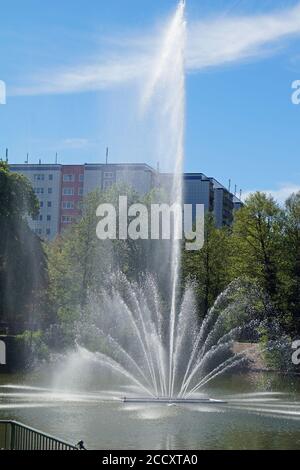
<box><xmin>1</xmin><ymin>371</ymin><xmax>300</xmax><ymax>450</ymax></box>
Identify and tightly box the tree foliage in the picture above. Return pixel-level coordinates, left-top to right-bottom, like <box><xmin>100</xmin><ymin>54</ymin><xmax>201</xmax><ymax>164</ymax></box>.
<box><xmin>183</xmin><ymin>191</ymin><xmax>300</xmax><ymax>334</ymax></box>
<box><xmin>0</xmin><ymin>162</ymin><xmax>48</xmax><ymax>328</ymax></box>
<box><xmin>183</xmin><ymin>213</ymin><xmax>231</xmax><ymax>317</ymax></box>
<box><xmin>45</xmin><ymin>187</ymin><xmax>300</xmax><ymax>347</ymax></box>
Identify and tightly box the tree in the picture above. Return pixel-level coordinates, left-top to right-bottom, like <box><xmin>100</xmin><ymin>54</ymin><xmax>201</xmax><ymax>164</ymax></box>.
<box><xmin>0</xmin><ymin>162</ymin><xmax>38</xmax><ymax>219</ymax></box>
<box><xmin>282</xmin><ymin>192</ymin><xmax>300</xmax><ymax>332</ymax></box>
<box><xmin>0</xmin><ymin>161</ymin><xmax>48</xmax><ymax>328</ymax></box>
<box><xmin>46</xmin><ymin>184</ymin><xmax>142</xmax><ymax>323</ymax></box>
<box><xmin>229</xmin><ymin>192</ymin><xmax>285</xmax><ymax>324</ymax></box>
<box><xmin>183</xmin><ymin>213</ymin><xmax>231</xmax><ymax>317</ymax></box>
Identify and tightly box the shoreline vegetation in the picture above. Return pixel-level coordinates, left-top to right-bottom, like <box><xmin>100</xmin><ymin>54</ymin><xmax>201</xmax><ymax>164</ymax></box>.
<box><xmin>0</xmin><ymin>161</ymin><xmax>300</xmax><ymax>374</ymax></box>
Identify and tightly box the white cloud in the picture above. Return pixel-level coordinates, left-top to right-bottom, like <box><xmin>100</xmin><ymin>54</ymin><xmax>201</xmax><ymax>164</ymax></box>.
<box><xmin>243</xmin><ymin>183</ymin><xmax>300</xmax><ymax>205</ymax></box>
<box><xmin>187</xmin><ymin>4</ymin><xmax>300</xmax><ymax>70</ymax></box>
<box><xmin>10</xmin><ymin>2</ymin><xmax>300</xmax><ymax>97</ymax></box>
<box><xmin>12</xmin><ymin>55</ymin><xmax>150</xmax><ymax>96</ymax></box>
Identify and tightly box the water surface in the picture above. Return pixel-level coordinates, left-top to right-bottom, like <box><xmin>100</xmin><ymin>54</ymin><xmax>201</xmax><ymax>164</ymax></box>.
<box><xmin>1</xmin><ymin>371</ymin><xmax>300</xmax><ymax>450</ymax></box>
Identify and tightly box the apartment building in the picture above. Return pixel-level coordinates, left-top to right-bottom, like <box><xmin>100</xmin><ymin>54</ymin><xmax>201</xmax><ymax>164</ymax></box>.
<box><xmin>10</xmin><ymin>164</ymin><xmax>61</xmax><ymax>239</ymax></box>
<box><xmin>160</xmin><ymin>173</ymin><xmax>236</xmax><ymax>228</ymax></box>
<box><xmin>211</xmin><ymin>178</ymin><xmax>234</xmax><ymax>227</ymax></box>
<box><xmin>60</xmin><ymin>165</ymin><xmax>84</xmax><ymax>232</ymax></box>
<box><xmin>184</xmin><ymin>173</ymin><xmax>214</xmax><ymax>218</ymax></box>
<box><xmin>233</xmin><ymin>195</ymin><xmax>244</xmax><ymax>212</ymax></box>
<box><xmin>83</xmin><ymin>163</ymin><xmax>157</xmax><ymax>195</ymax></box>
<box><xmin>10</xmin><ymin>162</ymin><xmax>241</xmax><ymax>239</ymax></box>
<box><xmin>10</xmin><ymin>163</ymin><xmax>158</xmax><ymax>240</ymax></box>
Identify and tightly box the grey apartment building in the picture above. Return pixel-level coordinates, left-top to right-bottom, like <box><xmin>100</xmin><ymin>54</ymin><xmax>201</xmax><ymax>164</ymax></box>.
<box><xmin>10</xmin><ymin>162</ymin><xmax>242</xmax><ymax>239</ymax></box>
<box><xmin>160</xmin><ymin>173</ymin><xmax>236</xmax><ymax>228</ymax></box>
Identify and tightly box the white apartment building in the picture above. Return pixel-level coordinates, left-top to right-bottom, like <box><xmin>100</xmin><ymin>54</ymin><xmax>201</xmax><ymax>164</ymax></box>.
<box><xmin>10</xmin><ymin>164</ymin><xmax>62</xmax><ymax>240</ymax></box>
<box><xmin>10</xmin><ymin>163</ymin><xmax>158</xmax><ymax>240</ymax></box>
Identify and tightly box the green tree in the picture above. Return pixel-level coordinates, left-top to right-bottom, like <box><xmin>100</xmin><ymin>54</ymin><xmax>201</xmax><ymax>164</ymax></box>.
<box><xmin>282</xmin><ymin>192</ymin><xmax>300</xmax><ymax>331</ymax></box>
<box><xmin>0</xmin><ymin>161</ymin><xmax>48</xmax><ymax>328</ymax></box>
<box><xmin>183</xmin><ymin>213</ymin><xmax>231</xmax><ymax>317</ymax></box>
<box><xmin>229</xmin><ymin>193</ymin><xmax>283</xmax><ymax>300</ymax></box>
<box><xmin>46</xmin><ymin>184</ymin><xmax>141</xmax><ymax>323</ymax></box>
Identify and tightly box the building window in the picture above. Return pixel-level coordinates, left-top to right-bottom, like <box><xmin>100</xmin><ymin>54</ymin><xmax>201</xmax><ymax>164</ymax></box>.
<box><xmin>78</xmin><ymin>188</ymin><xmax>83</xmax><ymax>196</ymax></box>
<box><xmin>104</xmin><ymin>180</ymin><xmax>113</xmax><ymax>189</ymax></box>
<box><xmin>35</xmin><ymin>228</ymin><xmax>43</xmax><ymax>235</ymax></box>
<box><xmin>47</xmin><ymin>215</ymin><xmax>51</xmax><ymax>221</ymax></box>
<box><xmin>40</xmin><ymin>201</ymin><xmax>44</xmax><ymax>208</ymax></box>
<box><xmin>34</xmin><ymin>174</ymin><xmax>44</xmax><ymax>181</ymax></box>
<box><xmin>34</xmin><ymin>188</ymin><xmax>44</xmax><ymax>194</ymax></box>
<box><xmin>46</xmin><ymin>229</ymin><xmax>51</xmax><ymax>236</ymax></box>
<box><xmin>49</xmin><ymin>174</ymin><xmax>53</xmax><ymax>181</ymax></box>
<box><xmin>39</xmin><ymin>215</ymin><xmax>43</xmax><ymax>221</ymax></box>
<box><xmin>62</xmin><ymin>201</ymin><xmax>74</xmax><ymax>210</ymax></box>
<box><xmin>63</xmin><ymin>174</ymin><xmax>75</xmax><ymax>182</ymax></box>
<box><xmin>48</xmin><ymin>188</ymin><xmax>53</xmax><ymax>194</ymax></box>
<box><xmin>47</xmin><ymin>201</ymin><xmax>52</xmax><ymax>208</ymax></box>
<box><xmin>62</xmin><ymin>215</ymin><xmax>73</xmax><ymax>224</ymax></box>
<box><xmin>104</xmin><ymin>172</ymin><xmax>113</xmax><ymax>179</ymax></box>
<box><xmin>79</xmin><ymin>174</ymin><xmax>84</xmax><ymax>182</ymax></box>
<box><xmin>63</xmin><ymin>188</ymin><xmax>74</xmax><ymax>196</ymax></box>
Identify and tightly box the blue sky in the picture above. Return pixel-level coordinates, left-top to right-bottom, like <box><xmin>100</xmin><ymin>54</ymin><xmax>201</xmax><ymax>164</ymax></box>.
<box><xmin>1</xmin><ymin>0</ymin><xmax>300</xmax><ymax>201</ymax></box>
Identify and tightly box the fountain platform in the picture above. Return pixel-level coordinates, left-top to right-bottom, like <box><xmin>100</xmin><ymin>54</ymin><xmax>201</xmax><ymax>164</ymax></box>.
<box><xmin>122</xmin><ymin>397</ymin><xmax>227</xmax><ymax>404</ymax></box>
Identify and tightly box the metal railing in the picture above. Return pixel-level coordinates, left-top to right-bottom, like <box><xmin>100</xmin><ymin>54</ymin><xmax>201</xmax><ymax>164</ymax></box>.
<box><xmin>0</xmin><ymin>420</ymin><xmax>78</xmax><ymax>450</ymax></box>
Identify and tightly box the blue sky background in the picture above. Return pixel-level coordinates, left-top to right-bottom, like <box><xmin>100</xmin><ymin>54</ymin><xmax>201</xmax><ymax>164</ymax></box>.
<box><xmin>1</xmin><ymin>0</ymin><xmax>300</xmax><ymax>201</ymax></box>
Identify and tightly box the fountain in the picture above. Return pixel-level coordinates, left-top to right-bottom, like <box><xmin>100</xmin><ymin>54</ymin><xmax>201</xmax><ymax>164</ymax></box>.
<box><xmin>72</xmin><ymin>0</ymin><xmax>258</xmax><ymax>405</ymax></box>
<box><xmin>75</xmin><ymin>273</ymin><xmax>258</xmax><ymax>403</ymax></box>
<box><xmin>2</xmin><ymin>1</ymin><xmax>300</xmax><ymax>452</ymax></box>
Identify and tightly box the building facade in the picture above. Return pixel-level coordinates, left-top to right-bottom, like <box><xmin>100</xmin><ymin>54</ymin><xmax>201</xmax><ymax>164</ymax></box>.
<box><xmin>184</xmin><ymin>173</ymin><xmax>214</xmax><ymax>219</ymax></box>
<box><xmin>210</xmin><ymin>178</ymin><xmax>234</xmax><ymax>227</ymax></box>
<box><xmin>160</xmin><ymin>173</ymin><xmax>235</xmax><ymax>228</ymax></box>
<box><xmin>10</xmin><ymin>163</ymin><xmax>241</xmax><ymax>240</ymax></box>
<box><xmin>83</xmin><ymin>163</ymin><xmax>157</xmax><ymax>196</ymax></box>
<box><xmin>10</xmin><ymin>164</ymin><xmax>61</xmax><ymax>239</ymax></box>
<box><xmin>10</xmin><ymin>163</ymin><xmax>158</xmax><ymax>240</ymax></box>
<box><xmin>60</xmin><ymin>165</ymin><xmax>84</xmax><ymax>232</ymax></box>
